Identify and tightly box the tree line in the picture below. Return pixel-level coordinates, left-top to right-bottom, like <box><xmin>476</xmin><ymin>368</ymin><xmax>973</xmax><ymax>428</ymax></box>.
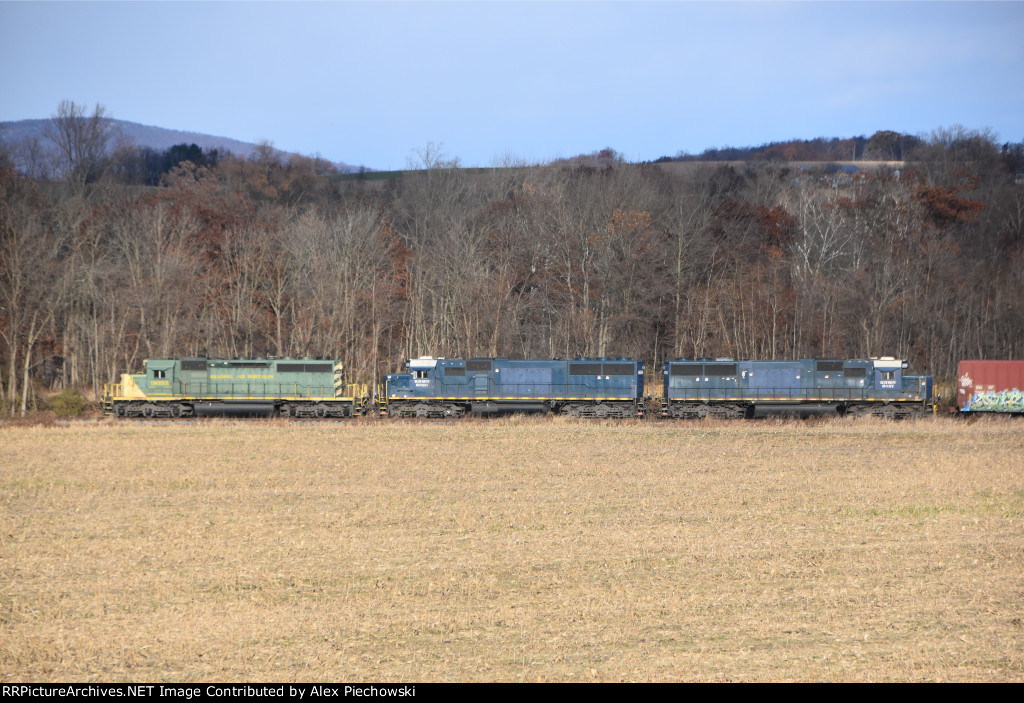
<box><xmin>1</xmin><ymin>102</ymin><xmax>1022</xmax><ymax>414</ymax></box>
<box><xmin>664</xmin><ymin>128</ymin><xmax>1024</xmax><ymax>170</ymax></box>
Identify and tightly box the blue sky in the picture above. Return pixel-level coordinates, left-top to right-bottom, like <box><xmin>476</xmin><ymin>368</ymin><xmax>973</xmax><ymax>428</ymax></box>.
<box><xmin>1</xmin><ymin>1</ymin><xmax>1022</xmax><ymax>169</ymax></box>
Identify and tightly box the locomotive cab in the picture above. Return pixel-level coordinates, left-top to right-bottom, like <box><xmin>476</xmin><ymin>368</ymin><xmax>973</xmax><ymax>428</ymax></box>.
<box><xmin>408</xmin><ymin>357</ymin><xmax>439</xmax><ymax>387</ymax></box>
<box><xmin>145</xmin><ymin>360</ymin><xmax>176</xmax><ymax>395</ymax></box>
<box><xmin>871</xmin><ymin>357</ymin><xmax>904</xmax><ymax>390</ymax></box>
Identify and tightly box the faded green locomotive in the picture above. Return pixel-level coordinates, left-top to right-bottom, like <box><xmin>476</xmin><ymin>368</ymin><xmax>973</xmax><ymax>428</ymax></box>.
<box><xmin>103</xmin><ymin>357</ymin><xmax>369</xmax><ymax>417</ymax></box>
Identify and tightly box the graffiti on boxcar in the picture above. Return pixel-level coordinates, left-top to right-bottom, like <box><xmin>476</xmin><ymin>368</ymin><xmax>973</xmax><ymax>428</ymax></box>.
<box><xmin>966</xmin><ymin>389</ymin><xmax>1024</xmax><ymax>412</ymax></box>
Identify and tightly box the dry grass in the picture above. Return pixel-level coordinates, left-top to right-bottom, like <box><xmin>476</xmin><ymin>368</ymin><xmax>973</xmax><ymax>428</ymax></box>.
<box><xmin>1</xmin><ymin>416</ymin><xmax>1022</xmax><ymax>682</ymax></box>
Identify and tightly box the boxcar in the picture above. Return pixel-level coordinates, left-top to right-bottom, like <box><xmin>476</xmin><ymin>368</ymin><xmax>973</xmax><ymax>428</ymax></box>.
<box><xmin>661</xmin><ymin>357</ymin><xmax>933</xmax><ymax>418</ymax></box>
<box><xmin>103</xmin><ymin>357</ymin><xmax>369</xmax><ymax>417</ymax></box>
<box><xmin>380</xmin><ymin>357</ymin><xmax>646</xmax><ymax>418</ymax></box>
<box><xmin>956</xmin><ymin>360</ymin><xmax>1024</xmax><ymax>414</ymax></box>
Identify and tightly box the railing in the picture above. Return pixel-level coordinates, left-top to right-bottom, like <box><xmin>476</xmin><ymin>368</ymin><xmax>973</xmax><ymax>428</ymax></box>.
<box><xmin>389</xmin><ymin>380</ymin><xmax>640</xmax><ymax>399</ymax></box>
<box><xmin>138</xmin><ymin>381</ymin><xmax>368</xmax><ymax>399</ymax></box>
<box><xmin>101</xmin><ymin>384</ymin><xmax>114</xmax><ymax>411</ymax></box>
<box><xmin>665</xmin><ymin>385</ymin><xmax>923</xmax><ymax>401</ymax></box>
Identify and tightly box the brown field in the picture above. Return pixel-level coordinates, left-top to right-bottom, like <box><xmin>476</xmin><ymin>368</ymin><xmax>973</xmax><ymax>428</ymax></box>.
<box><xmin>1</xmin><ymin>416</ymin><xmax>1022</xmax><ymax>682</ymax></box>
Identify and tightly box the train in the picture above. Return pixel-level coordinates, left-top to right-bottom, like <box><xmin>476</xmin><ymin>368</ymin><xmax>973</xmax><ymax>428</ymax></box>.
<box><xmin>102</xmin><ymin>355</ymin><xmax>1023</xmax><ymax>419</ymax></box>
<box><xmin>956</xmin><ymin>360</ymin><xmax>1024</xmax><ymax>414</ymax></box>
<box><xmin>102</xmin><ymin>357</ymin><xmax>368</xmax><ymax>418</ymax></box>
<box><xmin>379</xmin><ymin>357</ymin><xmax>645</xmax><ymax>418</ymax></box>
<box><xmin>661</xmin><ymin>357</ymin><xmax>932</xmax><ymax>419</ymax></box>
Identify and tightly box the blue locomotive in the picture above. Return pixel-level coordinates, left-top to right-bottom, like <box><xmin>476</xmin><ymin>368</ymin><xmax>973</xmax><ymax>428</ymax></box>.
<box><xmin>380</xmin><ymin>357</ymin><xmax>646</xmax><ymax>418</ymax></box>
<box><xmin>661</xmin><ymin>357</ymin><xmax>933</xmax><ymax>418</ymax></box>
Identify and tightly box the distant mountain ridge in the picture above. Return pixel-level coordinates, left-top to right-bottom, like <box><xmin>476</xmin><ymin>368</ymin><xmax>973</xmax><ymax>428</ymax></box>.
<box><xmin>0</xmin><ymin>118</ymin><xmax>363</xmax><ymax>173</ymax></box>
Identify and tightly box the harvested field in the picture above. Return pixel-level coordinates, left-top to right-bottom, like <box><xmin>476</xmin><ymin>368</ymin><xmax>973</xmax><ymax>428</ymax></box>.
<box><xmin>1</xmin><ymin>416</ymin><xmax>1022</xmax><ymax>682</ymax></box>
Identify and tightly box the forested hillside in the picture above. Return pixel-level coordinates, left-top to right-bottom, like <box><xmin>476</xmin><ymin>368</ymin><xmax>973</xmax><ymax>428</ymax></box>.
<box><xmin>1</xmin><ymin>108</ymin><xmax>1022</xmax><ymax>414</ymax></box>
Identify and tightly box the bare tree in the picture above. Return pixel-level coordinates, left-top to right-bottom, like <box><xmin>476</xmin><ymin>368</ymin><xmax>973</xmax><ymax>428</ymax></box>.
<box><xmin>8</xmin><ymin>136</ymin><xmax>58</xmax><ymax>181</ymax></box>
<box><xmin>44</xmin><ymin>100</ymin><xmax>118</xmax><ymax>196</ymax></box>
<box><xmin>0</xmin><ymin>169</ymin><xmax>70</xmax><ymax>414</ymax></box>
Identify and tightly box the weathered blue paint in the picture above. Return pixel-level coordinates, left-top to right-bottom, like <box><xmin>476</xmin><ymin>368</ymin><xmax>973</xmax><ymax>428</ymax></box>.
<box><xmin>662</xmin><ymin>357</ymin><xmax>932</xmax><ymax>418</ymax></box>
<box><xmin>384</xmin><ymin>357</ymin><xmax>645</xmax><ymax>417</ymax></box>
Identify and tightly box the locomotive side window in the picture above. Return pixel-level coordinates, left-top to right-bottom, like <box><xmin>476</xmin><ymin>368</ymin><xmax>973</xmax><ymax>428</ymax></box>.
<box><xmin>153</xmin><ymin>369</ymin><xmax>166</xmax><ymax>379</ymax></box>
<box><xmin>414</xmin><ymin>369</ymin><xmax>429</xmax><ymax>380</ymax></box>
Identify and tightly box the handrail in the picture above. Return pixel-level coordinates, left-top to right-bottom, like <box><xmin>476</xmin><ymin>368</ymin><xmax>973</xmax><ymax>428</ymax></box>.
<box><xmin>388</xmin><ymin>380</ymin><xmax>641</xmax><ymax>399</ymax></box>
<box><xmin>664</xmin><ymin>385</ymin><xmax>922</xmax><ymax>401</ymax></box>
<box><xmin>138</xmin><ymin>381</ymin><xmax>370</xmax><ymax>399</ymax></box>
